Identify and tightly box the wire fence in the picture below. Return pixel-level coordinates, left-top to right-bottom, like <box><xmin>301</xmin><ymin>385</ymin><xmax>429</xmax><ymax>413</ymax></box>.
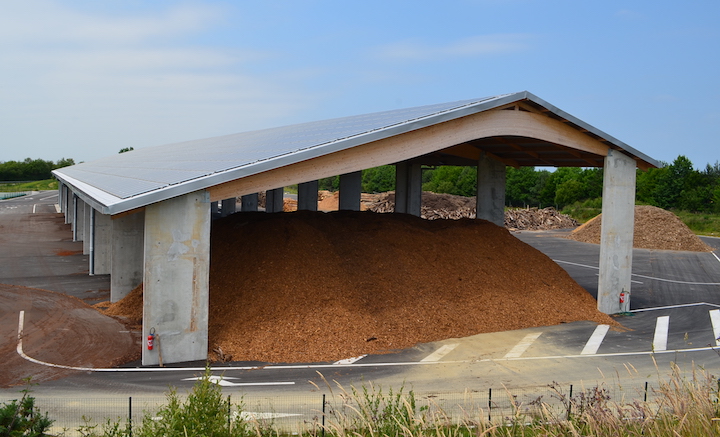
<box><xmin>0</xmin><ymin>380</ymin><xmax>661</xmax><ymax>436</ymax></box>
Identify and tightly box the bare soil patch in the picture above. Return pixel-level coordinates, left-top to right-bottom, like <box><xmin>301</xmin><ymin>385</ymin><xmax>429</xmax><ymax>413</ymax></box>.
<box><xmin>0</xmin><ymin>284</ymin><xmax>137</xmax><ymax>388</ymax></box>
<box><xmin>568</xmin><ymin>205</ymin><xmax>713</xmax><ymax>252</ymax></box>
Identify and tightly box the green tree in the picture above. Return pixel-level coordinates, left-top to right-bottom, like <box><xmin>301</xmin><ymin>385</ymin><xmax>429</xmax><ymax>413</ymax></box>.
<box><xmin>362</xmin><ymin>165</ymin><xmax>395</xmax><ymax>193</ymax></box>
<box><xmin>118</xmin><ymin>147</ymin><xmax>134</xmax><ymax>153</ymax></box>
<box><xmin>422</xmin><ymin>166</ymin><xmax>477</xmax><ymax>196</ymax></box>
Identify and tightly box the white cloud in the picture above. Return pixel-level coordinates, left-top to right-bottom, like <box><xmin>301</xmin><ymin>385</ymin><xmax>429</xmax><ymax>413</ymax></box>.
<box><xmin>374</xmin><ymin>34</ymin><xmax>531</xmax><ymax>61</ymax></box>
<box><xmin>0</xmin><ymin>1</ymin><xmax>222</xmax><ymax>46</ymax></box>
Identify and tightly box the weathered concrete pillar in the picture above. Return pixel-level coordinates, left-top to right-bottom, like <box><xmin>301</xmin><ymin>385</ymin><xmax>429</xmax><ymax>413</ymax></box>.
<box><xmin>111</xmin><ymin>211</ymin><xmax>145</xmax><ymax>302</ymax></box>
<box><xmin>597</xmin><ymin>150</ymin><xmax>636</xmax><ymax>314</ymax></box>
<box><xmin>83</xmin><ymin>202</ymin><xmax>91</xmax><ymax>254</ymax></box>
<box><xmin>476</xmin><ymin>153</ymin><xmax>506</xmax><ymax>226</ymax></box>
<box><xmin>71</xmin><ymin>194</ymin><xmax>78</xmax><ymax>239</ymax></box>
<box><xmin>394</xmin><ymin>161</ymin><xmax>422</xmax><ymax>216</ymax></box>
<box><xmin>241</xmin><ymin>193</ymin><xmax>259</xmax><ymax>212</ymax></box>
<box><xmin>64</xmin><ymin>186</ymin><xmax>72</xmax><ymax>224</ymax></box>
<box><xmin>298</xmin><ymin>181</ymin><xmax>319</xmax><ymax>211</ymax></box>
<box><xmin>94</xmin><ymin>211</ymin><xmax>112</xmax><ymax>275</ymax></box>
<box><xmin>220</xmin><ymin>198</ymin><xmax>237</xmax><ymax>217</ymax></box>
<box><xmin>58</xmin><ymin>182</ymin><xmax>64</xmax><ymax>214</ymax></box>
<box><xmin>142</xmin><ymin>191</ymin><xmax>211</xmax><ymax>365</ymax></box>
<box><xmin>339</xmin><ymin>171</ymin><xmax>362</xmax><ymax>211</ymax></box>
<box><xmin>75</xmin><ymin>198</ymin><xmax>85</xmax><ymax>242</ymax></box>
<box><xmin>266</xmin><ymin>188</ymin><xmax>284</xmax><ymax>213</ymax></box>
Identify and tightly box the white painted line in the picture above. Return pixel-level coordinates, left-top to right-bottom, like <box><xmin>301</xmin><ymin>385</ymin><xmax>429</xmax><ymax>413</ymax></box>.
<box><xmin>710</xmin><ymin>309</ymin><xmax>720</xmax><ymax>346</ymax></box>
<box><xmin>32</xmin><ymin>204</ymin><xmax>37</xmax><ymax>214</ymax></box>
<box><xmin>581</xmin><ymin>325</ymin><xmax>610</xmax><ymax>355</ymax></box>
<box><xmin>554</xmin><ymin>259</ymin><xmax>720</xmax><ymax>286</ymax></box>
<box><xmin>54</xmin><ymin>203</ymin><xmax>61</xmax><ymax>213</ymax></box>
<box><xmin>652</xmin><ymin>316</ymin><xmax>670</xmax><ymax>351</ymax></box>
<box><xmin>712</xmin><ymin>251</ymin><xmax>720</xmax><ymax>265</ymax></box>
<box><xmin>334</xmin><ymin>355</ymin><xmax>367</xmax><ymax>365</ymax></box>
<box><xmin>504</xmin><ymin>332</ymin><xmax>542</xmax><ymax>358</ymax></box>
<box><xmin>631</xmin><ymin>302</ymin><xmax>720</xmax><ymax>313</ymax></box>
<box><xmin>15</xmin><ymin>310</ymin><xmax>720</xmax><ymax>374</ymax></box>
<box><xmin>40</xmin><ymin>195</ymin><xmax>57</xmax><ymax>201</ymax></box>
<box><xmin>182</xmin><ymin>375</ymin><xmax>294</xmax><ymax>387</ymax></box>
<box><xmin>421</xmin><ymin>343</ymin><xmax>459</xmax><ymax>362</ymax></box>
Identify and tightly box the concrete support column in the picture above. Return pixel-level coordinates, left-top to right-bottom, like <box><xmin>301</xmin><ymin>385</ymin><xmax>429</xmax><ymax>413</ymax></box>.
<box><xmin>111</xmin><ymin>211</ymin><xmax>145</xmax><ymax>302</ymax></box>
<box><xmin>220</xmin><ymin>198</ymin><xmax>237</xmax><ymax>217</ymax></box>
<box><xmin>339</xmin><ymin>171</ymin><xmax>362</xmax><ymax>211</ymax></box>
<box><xmin>298</xmin><ymin>181</ymin><xmax>319</xmax><ymax>211</ymax></box>
<box><xmin>83</xmin><ymin>202</ymin><xmax>91</xmax><ymax>254</ymax></box>
<box><xmin>394</xmin><ymin>161</ymin><xmax>422</xmax><ymax>216</ymax></box>
<box><xmin>241</xmin><ymin>194</ymin><xmax>259</xmax><ymax>212</ymax></box>
<box><xmin>64</xmin><ymin>186</ymin><xmax>71</xmax><ymax>224</ymax></box>
<box><xmin>597</xmin><ymin>150</ymin><xmax>636</xmax><ymax>314</ymax></box>
<box><xmin>266</xmin><ymin>188</ymin><xmax>284</xmax><ymax>213</ymax></box>
<box><xmin>72</xmin><ymin>194</ymin><xmax>78</xmax><ymax>239</ymax></box>
<box><xmin>94</xmin><ymin>212</ymin><xmax>112</xmax><ymax>275</ymax></box>
<box><xmin>476</xmin><ymin>153</ymin><xmax>506</xmax><ymax>226</ymax></box>
<box><xmin>75</xmin><ymin>198</ymin><xmax>85</xmax><ymax>242</ymax></box>
<box><xmin>142</xmin><ymin>191</ymin><xmax>211</xmax><ymax>365</ymax></box>
<box><xmin>58</xmin><ymin>182</ymin><xmax>64</xmax><ymax>214</ymax></box>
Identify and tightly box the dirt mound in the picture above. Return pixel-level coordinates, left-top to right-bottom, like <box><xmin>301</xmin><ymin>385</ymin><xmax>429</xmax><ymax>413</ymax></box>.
<box><xmin>0</xmin><ymin>284</ymin><xmax>136</xmax><ymax>387</ymax></box>
<box><xmin>568</xmin><ymin>205</ymin><xmax>712</xmax><ymax>252</ymax></box>
<box><xmin>206</xmin><ymin>211</ymin><xmax>613</xmax><ymax>363</ymax></box>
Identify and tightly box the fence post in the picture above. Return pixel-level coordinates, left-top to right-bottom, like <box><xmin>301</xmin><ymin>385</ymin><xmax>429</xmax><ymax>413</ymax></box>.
<box><xmin>128</xmin><ymin>396</ymin><xmax>132</xmax><ymax>437</ymax></box>
<box><xmin>567</xmin><ymin>385</ymin><xmax>573</xmax><ymax>420</ymax></box>
<box><xmin>228</xmin><ymin>394</ymin><xmax>232</xmax><ymax>432</ymax></box>
<box><xmin>488</xmin><ymin>388</ymin><xmax>492</xmax><ymax>422</ymax></box>
<box><xmin>322</xmin><ymin>394</ymin><xmax>326</xmax><ymax>437</ymax></box>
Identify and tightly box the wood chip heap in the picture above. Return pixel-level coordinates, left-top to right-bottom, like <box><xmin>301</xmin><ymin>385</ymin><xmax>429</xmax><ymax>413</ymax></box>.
<box><xmin>567</xmin><ymin>205</ymin><xmax>713</xmax><ymax>252</ymax></box>
<box><xmin>208</xmin><ymin>211</ymin><xmax>612</xmax><ymax>363</ymax></box>
<box><xmin>102</xmin><ymin>208</ymin><xmax>613</xmax><ymax>364</ymax></box>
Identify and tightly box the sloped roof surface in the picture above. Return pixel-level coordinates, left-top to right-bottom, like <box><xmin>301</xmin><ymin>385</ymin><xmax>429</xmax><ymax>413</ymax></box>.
<box><xmin>56</xmin><ymin>96</ymin><xmax>504</xmax><ymax>200</ymax></box>
<box><xmin>54</xmin><ymin>91</ymin><xmax>659</xmax><ymax>215</ymax></box>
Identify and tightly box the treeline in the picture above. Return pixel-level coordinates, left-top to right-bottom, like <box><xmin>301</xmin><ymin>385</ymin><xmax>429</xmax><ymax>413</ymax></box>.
<box><xmin>319</xmin><ymin>155</ymin><xmax>720</xmax><ymax>213</ymax></box>
<box><xmin>0</xmin><ymin>158</ymin><xmax>75</xmax><ymax>181</ymax></box>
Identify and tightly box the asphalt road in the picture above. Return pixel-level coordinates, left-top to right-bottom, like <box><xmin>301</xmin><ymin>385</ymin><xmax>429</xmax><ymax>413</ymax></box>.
<box><xmin>2</xmin><ymin>192</ymin><xmax>720</xmax><ymax>430</ymax></box>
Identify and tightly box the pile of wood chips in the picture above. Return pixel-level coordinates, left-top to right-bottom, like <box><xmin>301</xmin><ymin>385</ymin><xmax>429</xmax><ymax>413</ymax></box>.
<box><xmin>206</xmin><ymin>211</ymin><xmax>613</xmax><ymax>363</ymax></box>
<box><xmin>568</xmin><ymin>205</ymin><xmax>713</xmax><ymax>252</ymax></box>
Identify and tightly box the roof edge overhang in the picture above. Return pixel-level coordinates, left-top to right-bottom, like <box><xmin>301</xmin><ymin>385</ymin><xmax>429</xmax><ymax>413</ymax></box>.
<box><xmin>54</xmin><ymin>91</ymin><xmax>660</xmax><ymax>216</ymax></box>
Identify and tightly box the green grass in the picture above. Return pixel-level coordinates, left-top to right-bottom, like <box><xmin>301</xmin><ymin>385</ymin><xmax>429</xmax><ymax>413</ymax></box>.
<box><xmin>674</xmin><ymin>210</ymin><xmax>720</xmax><ymax>237</ymax></box>
<box><xmin>0</xmin><ymin>179</ymin><xmax>58</xmax><ymax>192</ymax></box>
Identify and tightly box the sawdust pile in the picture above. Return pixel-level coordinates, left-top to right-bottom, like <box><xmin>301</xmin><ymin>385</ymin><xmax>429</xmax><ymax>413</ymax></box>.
<box><xmin>102</xmin><ymin>283</ymin><xmax>143</xmax><ymax>325</ymax></box>
<box><xmin>208</xmin><ymin>211</ymin><xmax>614</xmax><ymax>363</ymax></box>
<box><xmin>568</xmin><ymin>205</ymin><xmax>712</xmax><ymax>252</ymax></box>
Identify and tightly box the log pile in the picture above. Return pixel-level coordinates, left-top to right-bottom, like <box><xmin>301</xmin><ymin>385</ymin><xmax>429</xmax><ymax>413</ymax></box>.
<box><xmin>505</xmin><ymin>207</ymin><xmax>579</xmax><ymax>230</ymax></box>
<box><xmin>365</xmin><ymin>192</ymin><xmax>579</xmax><ymax>230</ymax></box>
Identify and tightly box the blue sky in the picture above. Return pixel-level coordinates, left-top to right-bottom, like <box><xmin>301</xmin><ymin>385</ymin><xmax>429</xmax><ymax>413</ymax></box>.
<box><xmin>1</xmin><ymin>1</ymin><xmax>719</xmax><ymax>168</ymax></box>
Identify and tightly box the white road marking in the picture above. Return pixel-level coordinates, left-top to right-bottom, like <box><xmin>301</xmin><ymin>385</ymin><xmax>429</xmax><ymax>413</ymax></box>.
<box><xmin>334</xmin><ymin>355</ymin><xmax>367</xmax><ymax>365</ymax></box>
<box><xmin>15</xmin><ymin>311</ymin><xmax>720</xmax><ymax>373</ymax></box>
<box><xmin>420</xmin><ymin>343</ymin><xmax>459</xmax><ymax>362</ymax></box>
<box><xmin>712</xmin><ymin>251</ymin><xmax>720</xmax><ymax>265</ymax></box>
<box><xmin>554</xmin><ymin>259</ymin><xmax>720</xmax><ymax>286</ymax></box>
<box><xmin>40</xmin><ymin>195</ymin><xmax>57</xmax><ymax>201</ymax></box>
<box><xmin>182</xmin><ymin>375</ymin><xmax>294</xmax><ymax>387</ymax></box>
<box><xmin>581</xmin><ymin>325</ymin><xmax>610</xmax><ymax>355</ymax></box>
<box><xmin>652</xmin><ymin>316</ymin><xmax>670</xmax><ymax>351</ymax></box>
<box><xmin>709</xmin><ymin>309</ymin><xmax>720</xmax><ymax>346</ymax></box>
<box><xmin>631</xmin><ymin>302</ymin><xmax>720</xmax><ymax>312</ymax></box>
<box><xmin>504</xmin><ymin>332</ymin><xmax>542</xmax><ymax>358</ymax></box>
<box><xmin>32</xmin><ymin>204</ymin><xmax>37</xmax><ymax>214</ymax></box>
<box><xmin>54</xmin><ymin>203</ymin><xmax>61</xmax><ymax>213</ymax></box>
